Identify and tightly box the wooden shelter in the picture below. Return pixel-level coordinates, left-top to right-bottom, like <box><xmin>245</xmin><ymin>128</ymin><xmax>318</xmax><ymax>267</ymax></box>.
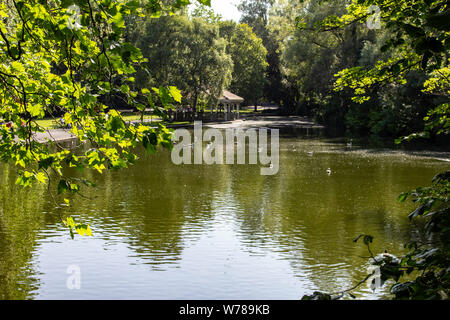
<box><xmin>169</xmin><ymin>90</ymin><xmax>245</xmax><ymax>122</ymax></box>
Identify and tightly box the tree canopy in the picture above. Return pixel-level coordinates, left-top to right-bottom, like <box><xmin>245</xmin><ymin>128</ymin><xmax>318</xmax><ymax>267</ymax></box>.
<box><xmin>131</xmin><ymin>14</ymin><xmax>233</xmax><ymax>111</ymax></box>
<box><xmin>220</xmin><ymin>22</ymin><xmax>268</xmax><ymax>107</ymax></box>
<box><xmin>127</xmin><ymin>9</ymin><xmax>268</xmax><ymax>110</ymax></box>
<box><xmin>264</xmin><ymin>0</ymin><xmax>448</xmax><ymax>137</ymax></box>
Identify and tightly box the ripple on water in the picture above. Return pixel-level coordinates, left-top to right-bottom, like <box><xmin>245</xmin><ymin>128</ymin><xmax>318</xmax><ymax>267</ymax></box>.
<box><xmin>0</xmin><ymin>135</ymin><xmax>448</xmax><ymax>299</ymax></box>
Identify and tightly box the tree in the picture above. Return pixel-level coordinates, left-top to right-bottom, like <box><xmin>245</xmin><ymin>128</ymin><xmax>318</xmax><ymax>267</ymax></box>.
<box><xmin>190</xmin><ymin>2</ymin><xmax>222</xmax><ymax>24</ymax></box>
<box><xmin>238</xmin><ymin>0</ymin><xmax>274</xmax><ymax>38</ymax></box>
<box><xmin>131</xmin><ymin>15</ymin><xmax>233</xmax><ymax>111</ymax></box>
<box><xmin>219</xmin><ymin>22</ymin><xmax>268</xmax><ymax>109</ymax></box>
<box><xmin>0</xmin><ymin>0</ymin><xmax>209</xmax><ymax>237</ymax></box>
<box><xmin>270</xmin><ymin>0</ymin><xmax>447</xmax><ymax>136</ymax></box>
<box><xmin>270</xmin><ymin>0</ymin><xmax>359</xmax><ymax>120</ymax></box>
<box><xmin>238</xmin><ymin>0</ymin><xmax>283</xmax><ymax>106</ymax></box>
<box><xmin>306</xmin><ymin>0</ymin><xmax>449</xmax><ymax>104</ymax></box>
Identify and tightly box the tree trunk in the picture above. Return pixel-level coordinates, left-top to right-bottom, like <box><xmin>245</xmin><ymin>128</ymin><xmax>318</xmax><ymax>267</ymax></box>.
<box><xmin>193</xmin><ymin>91</ymin><xmax>198</xmax><ymax>114</ymax></box>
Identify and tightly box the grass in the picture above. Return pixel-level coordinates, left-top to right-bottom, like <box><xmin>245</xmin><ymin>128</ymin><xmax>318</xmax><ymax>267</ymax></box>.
<box><xmin>166</xmin><ymin>121</ymin><xmax>191</xmax><ymax>126</ymax></box>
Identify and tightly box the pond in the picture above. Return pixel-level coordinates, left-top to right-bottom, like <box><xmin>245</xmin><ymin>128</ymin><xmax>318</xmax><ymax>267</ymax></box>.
<box><xmin>0</xmin><ymin>128</ymin><xmax>448</xmax><ymax>299</ymax></box>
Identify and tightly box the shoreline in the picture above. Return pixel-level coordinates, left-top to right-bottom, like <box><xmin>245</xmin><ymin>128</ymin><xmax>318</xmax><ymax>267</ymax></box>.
<box><xmin>32</xmin><ymin>115</ymin><xmax>322</xmax><ymax>143</ymax></box>
<box><xmin>31</xmin><ymin>116</ymin><xmax>450</xmax><ymax>161</ymax></box>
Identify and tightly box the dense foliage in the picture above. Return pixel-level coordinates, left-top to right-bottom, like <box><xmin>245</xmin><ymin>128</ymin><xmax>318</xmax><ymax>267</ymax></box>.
<box><xmin>239</xmin><ymin>0</ymin><xmax>284</xmax><ymax>107</ymax></box>
<box><xmin>128</xmin><ymin>14</ymin><xmax>233</xmax><ymax>111</ymax></box>
<box><xmin>125</xmin><ymin>5</ymin><xmax>268</xmax><ymax>110</ymax></box>
<box><xmin>0</xmin><ymin>0</ymin><xmax>211</xmax><ymax>236</ymax></box>
<box><xmin>219</xmin><ymin>22</ymin><xmax>268</xmax><ymax>108</ymax></box>
<box><xmin>263</xmin><ymin>0</ymin><xmax>449</xmax><ymax>137</ymax></box>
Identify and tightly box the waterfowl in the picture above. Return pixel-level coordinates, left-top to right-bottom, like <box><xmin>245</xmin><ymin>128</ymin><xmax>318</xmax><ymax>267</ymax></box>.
<box><xmin>347</xmin><ymin>139</ymin><xmax>353</xmax><ymax>148</ymax></box>
<box><xmin>373</xmin><ymin>250</ymin><xmax>400</xmax><ymax>264</ymax></box>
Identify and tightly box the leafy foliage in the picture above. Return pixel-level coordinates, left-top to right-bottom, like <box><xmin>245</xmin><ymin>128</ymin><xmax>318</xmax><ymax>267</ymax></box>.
<box><xmin>219</xmin><ymin>22</ymin><xmax>268</xmax><ymax>106</ymax></box>
<box><xmin>128</xmin><ymin>9</ymin><xmax>268</xmax><ymax>110</ymax></box>
<box><xmin>267</xmin><ymin>0</ymin><xmax>448</xmax><ymax>136</ymax></box>
<box><xmin>0</xmin><ymin>0</ymin><xmax>207</xmax><ymax>237</ymax></box>
<box><xmin>63</xmin><ymin>216</ymin><xmax>93</xmax><ymax>239</ymax></box>
<box><xmin>190</xmin><ymin>2</ymin><xmax>222</xmax><ymax>24</ymax></box>
<box><xmin>238</xmin><ymin>0</ymin><xmax>283</xmax><ymax>106</ymax></box>
<box><xmin>129</xmin><ymin>14</ymin><xmax>233</xmax><ymax>111</ymax></box>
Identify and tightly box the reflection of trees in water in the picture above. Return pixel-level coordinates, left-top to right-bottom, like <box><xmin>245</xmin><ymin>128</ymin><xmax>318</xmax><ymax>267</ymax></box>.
<box><xmin>63</xmin><ymin>147</ymin><xmax>231</xmax><ymax>268</ymax></box>
<box><xmin>0</xmin><ymin>138</ymin><xmax>444</xmax><ymax>298</ymax></box>
<box><xmin>228</xmin><ymin>167</ymin><xmax>278</xmax><ymax>250</ymax></box>
<box><xmin>222</xmin><ymin>140</ymin><xmax>425</xmax><ymax>296</ymax></box>
<box><xmin>0</xmin><ymin>164</ymin><xmax>48</xmax><ymax>299</ymax></box>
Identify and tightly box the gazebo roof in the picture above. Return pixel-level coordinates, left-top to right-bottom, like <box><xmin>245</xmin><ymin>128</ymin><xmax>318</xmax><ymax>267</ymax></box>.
<box><xmin>218</xmin><ymin>90</ymin><xmax>244</xmax><ymax>104</ymax></box>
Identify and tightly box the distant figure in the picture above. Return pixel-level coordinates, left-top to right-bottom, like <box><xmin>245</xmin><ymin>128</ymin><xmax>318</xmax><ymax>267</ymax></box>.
<box><xmin>6</xmin><ymin>122</ymin><xmax>13</xmax><ymax>133</ymax></box>
<box><xmin>347</xmin><ymin>139</ymin><xmax>353</xmax><ymax>148</ymax></box>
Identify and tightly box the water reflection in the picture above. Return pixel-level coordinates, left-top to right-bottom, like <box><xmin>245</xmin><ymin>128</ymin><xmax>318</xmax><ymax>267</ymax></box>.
<box><xmin>0</xmin><ymin>131</ymin><xmax>448</xmax><ymax>299</ymax></box>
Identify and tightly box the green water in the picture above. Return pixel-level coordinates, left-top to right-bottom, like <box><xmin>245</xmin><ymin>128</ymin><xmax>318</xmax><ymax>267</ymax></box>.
<box><xmin>0</xmin><ymin>131</ymin><xmax>448</xmax><ymax>299</ymax></box>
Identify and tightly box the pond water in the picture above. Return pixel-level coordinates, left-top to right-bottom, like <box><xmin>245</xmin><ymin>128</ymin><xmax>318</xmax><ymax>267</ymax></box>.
<box><xmin>0</xmin><ymin>128</ymin><xmax>448</xmax><ymax>299</ymax></box>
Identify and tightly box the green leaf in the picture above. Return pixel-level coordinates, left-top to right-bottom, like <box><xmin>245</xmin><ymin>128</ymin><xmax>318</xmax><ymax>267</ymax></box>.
<box><xmin>58</xmin><ymin>179</ymin><xmax>69</xmax><ymax>194</ymax></box>
<box><xmin>398</xmin><ymin>192</ymin><xmax>408</xmax><ymax>203</ymax></box>
<box><xmin>120</xmin><ymin>84</ymin><xmax>130</xmax><ymax>93</ymax></box>
<box><xmin>35</xmin><ymin>172</ymin><xmax>47</xmax><ymax>183</ymax></box>
<box><xmin>168</xmin><ymin>86</ymin><xmax>182</xmax><ymax>103</ymax></box>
